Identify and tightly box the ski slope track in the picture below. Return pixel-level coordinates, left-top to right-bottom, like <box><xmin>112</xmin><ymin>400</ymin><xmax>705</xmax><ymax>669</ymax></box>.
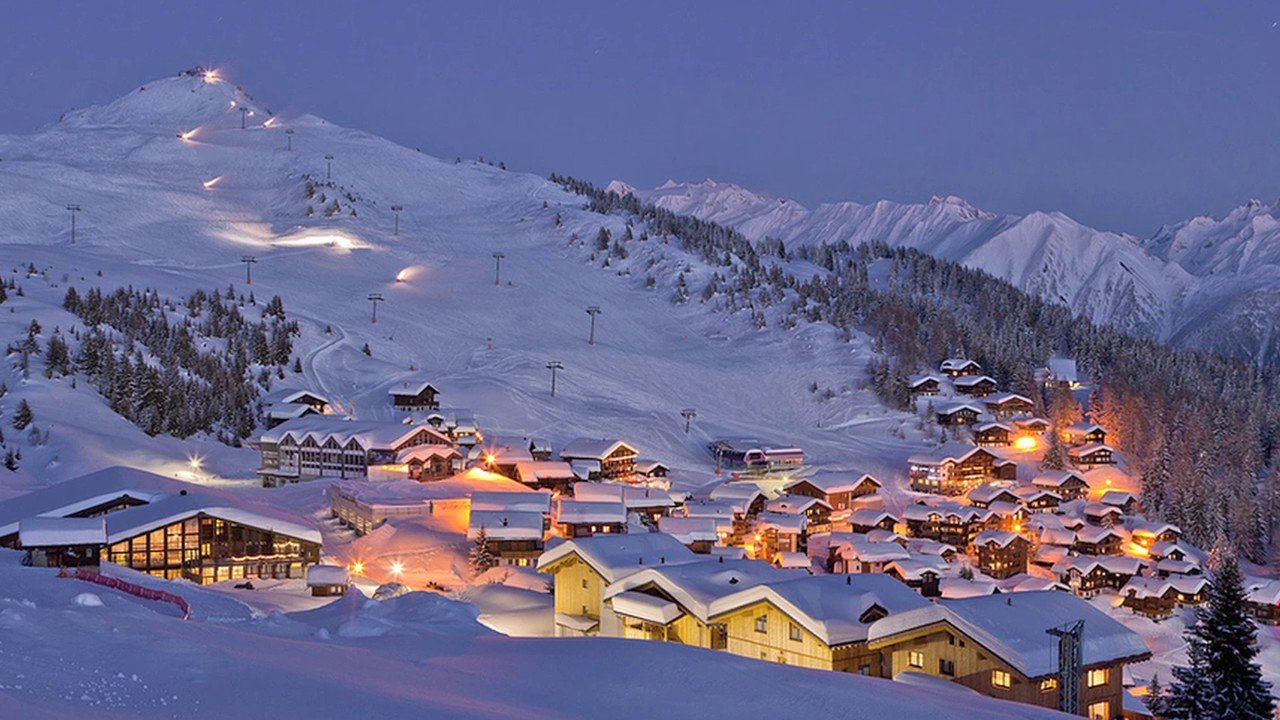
<box><xmin>619</xmin><ymin>179</ymin><xmax>1280</xmax><ymax>365</ymax></box>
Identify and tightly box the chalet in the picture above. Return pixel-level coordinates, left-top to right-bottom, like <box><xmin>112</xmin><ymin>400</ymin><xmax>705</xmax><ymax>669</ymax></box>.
<box><xmin>902</xmin><ymin>502</ymin><xmax>994</xmax><ymax>549</ymax></box>
<box><xmin>1063</xmin><ymin>422</ymin><xmax>1107</xmax><ymax>446</ymax></box>
<box><xmin>1097</xmin><ymin>556</ymin><xmax>1148</xmax><ymax>590</ymax></box>
<box><xmin>1074</xmin><ymin>525</ymin><xmax>1124</xmax><ymax>556</ymax></box>
<box><xmin>16</xmin><ymin>517</ymin><xmax>106</xmax><ymax>569</ymax></box>
<box><xmin>536</xmin><ymin>533</ymin><xmax>702</xmax><ymax>636</ymax></box>
<box><xmin>936</xmin><ymin>402</ymin><xmax>983</xmax><ymax>426</ymax></box>
<box><xmin>830</xmin><ymin>534</ymin><xmax>909</xmax><ymax>574</ymax></box>
<box><xmin>400</xmin><ymin>445</ymin><xmax>464</xmax><ymax>481</ymax></box>
<box><xmin>305</xmin><ymin>564</ymin><xmax>350</xmax><ymax>597</ymax></box>
<box><xmin>528</xmin><ymin>438</ymin><xmax>553</xmax><ymax>461</ymax></box>
<box><xmin>555</xmin><ymin>500</ymin><xmax>627</xmax><ymax>538</ymax></box>
<box><xmin>330</xmin><ymin>471</ymin><xmax>547</xmax><ymax>535</ymax></box>
<box><xmin>1246</xmin><ymin>581</ymin><xmax>1280</xmax><ymax>625</ymax></box>
<box><xmin>784</xmin><ymin>474</ymin><xmax>880</xmax><ymax>513</ymax></box>
<box><xmin>1100</xmin><ymin>490</ymin><xmax>1139</xmax><ymax>514</ymax></box>
<box><xmin>885</xmin><ymin>559</ymin><xmax>944</xmax><ymax>597</ymax></box>
<box><xmin>972</xmin><ymin>422</ymin><xmax>1013</xmax><ymax>447</ymax></box>
<box><xmin>1043</xmin><ymin>357</ymin><xmax>1081</xmax><ymax>389</ymax></box>
<box><xmin>388</xmin><ymin>380</ymin><xmax>441</xmax><ymax>410</ymax></box>
<box><xmin>603</xmin><ymin>568</ymin><xmax>928</xmax><ymax>674</ymax></box>
<box><xmin>848</xmin><ymin>509</ymin><xmax>898</xmax><ymax>534</ymax></box>
<box><xmin>983</xmin><ymin>393</ymin><xmax>1035</xmax><ymax>418</ymax></box>
<box><xmin>1068</xmin><ymin>443</ymin><xmax>1114</xmax><ymax>470</ymax></box>
<box><xmin>1013</xmin><ymin>417</ymin><xmax>1051</xmax><ymax>434</ymax></box>
<box><xmin>973</xmin><ymin>530</ymin><xmax>1029</xmax><ymax>580</ymax></box>
<box><xmin>635</xmin><ymin>460</ymin><xmax>670</xmax><ymax>480</ymax></box>
<box><xmin>866</xmin><ymin>591</ymin><xmax>1150</xmax><ymax>718</ymax></box>
<box><xmin>908</xmin><ymin>445</ymin><xmax>999</xmax><ymax>496</ymax></box>
<box><xmin>742</xmin><ymin>447</ymin><xmax>806</xmax><ymax>476</ymax></box>
<box><xmin>469</xmin><ymin>510</ymin><xmax>546</xmax><ymax>567</ymax></box>
<box><xmin>1031</xmin><ymin>469</ymin><xmax>1090</xmax><ymax>502</ymax></box>
<box><xmin>444</xmin><ymin>411</ymin><xmax>483</xmax><ymax>446</ymax></box>
<box><xmin>512</xmin><ymin>461</ymin><xmax>577</xmax><ymax>493</ymax></box>
<box><xmin>0</xmin><ymin>467</ymin><xmax>322</xmax><ymax>585</ymax></box>
<box><xmin>1052</xmin><ymin>557</ymin><xmax>1112</xmax><ymax>597</ymax></box>
<box><xmin>708</xmin><ymin>483</ymin><xmax>768</xmax><ymax>519</ymax></box>
<box><xmin>765</xmin><ymin>495</ymin><xmax>831</xmax><ymax>530</ymax></box>
<box><xmin>984</xmin><ymin>501</ymin><xmax>1028</xmax><ymax>534</ymax></box>
<box><xmin>263</xmin><ymin>389</ymin><xmax>331</xmax><ymax>428</ymax></box>
<box><xmin>966</xmin><ymin>483</ymin><xmax>1020</xmax><ymax>509</ymax></box>
<box><xmin>1083</xmin><ymin>502</ymin><xmax>1123</xmax><ymax>527</ymax></box>
<box><xmin>658</xmin><ymin>516</ymin><xmax>720</xmax><ymax>553</ymax></box>
<box><xmin>1148</xmin><ymin>540</ymin><xmax>1194</xmax><ymax>564</ymax></box>
<box><xmin>939</xmin><ymin>358</ymin><xmax>982</xmax><ymax>378</ymax></box>
<box><xmin>559</xmin><ymin>439</ymin><xmax>639</xmax><ymax>481</ymax></box>
<box><xmin>1120</xmin><ymin>577</ymin><xmax>1177</xmax><ymax>619</ymax></box>
<box><xmin>753</xmin><ymin>512</ymin><xmax>807</xmax><ymax>561</ymax></box>
<box><xmin>952</xmin><ymin>375</ymin><xmax>998</xmax><ymax>398</ymax></box>
<box><xmin>256</xmin><ymin>417</ymin><xmax>455</xmax><ymax>486</ymax></box>
<box><xmin>907</xmin><ymin>373</ymin><xmax>944</xmax><ymax>396</ymax></box>
<box><xmin>1011</xmin><ymin>485</ymin><xmax>1061</xmax><ymax>513</ymax></box>
<box><xmin>993</xmin><ymin>458</ymin><xmax>1018</xmax><ymax>481</ymax></box>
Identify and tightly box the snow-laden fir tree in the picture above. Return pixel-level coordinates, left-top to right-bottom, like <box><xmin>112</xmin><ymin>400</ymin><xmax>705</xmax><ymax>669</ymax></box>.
<box><xmin>11</xmin><ymin>399</ymin><xmax>33</xmax><ymax>431</ymax></box>
<box><xmin>469</xmin><ymin>526</ymin><xmax>496</xmax><ymax>577</ymax></box>
<box><xmin>1152</xmin><ymin>542</ymin><xmax>1275</xmax><ymax>720</ymax></box>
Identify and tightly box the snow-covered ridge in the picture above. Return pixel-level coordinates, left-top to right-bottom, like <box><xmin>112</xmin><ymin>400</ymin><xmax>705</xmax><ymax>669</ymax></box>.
<box><xmin>623</xmin><ymin>178</ymin><xmax>1280</xmax><ymax>364</ymax></box>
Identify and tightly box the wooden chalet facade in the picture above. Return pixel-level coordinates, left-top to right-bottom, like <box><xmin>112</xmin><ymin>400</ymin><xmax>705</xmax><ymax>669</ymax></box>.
<box><xmin>908</xmin><ymin>446</ymin><xmax>999</xmax><ymax>496</ymax></box>
<box><xmin>784</xmin><ymin>474</ymin><xmax>880</xmax><ymax>512</ymax></box>
<box><xmin>940</xmin><ymin>358</ymin><xmax>982</xmax><ymax>378</ymax></box>
<box><xmin>903</xmin><ymin>503</ymin><xmax>995</xmax><ymax>550</ymax></box>
<box><xmin>936</xmin><ymin>403</ymin><xmax>983</xmax><ymax>426</ymax></box>
<box><xmin>560</xmin><ymin>439</ymin><xmax>639</xmax><ymax>481</ymax></box>
<box><xmin>1063</xmin><ymin>423</ymin><xmax>1107</xmax><ymax>446</ymax></box>
<box><xmin>908</xmin><ymin>374</ymin><xmax>943</xmax><ymax>396</ymax></box>
<box><xmin>388</xmin><ymin>380</ymin><xmax>440</xmax><ymax>410</ymax></box>
<box><xmin>952</xmin><ymin>375</ymin><xmax>998</xmax><ymax>398</ymax></box>
<box><xmin>1031</xmin><ymin>470</ymin><xmax>1090</xmax><ymax>502</ymax></box>
<box><xmin>972</xmin><ymin>422</ymin><xmax>1013</xmax><ymax>447</ymax></box>
<box><xmin>984</xmin><ymin>393</ymin><xmax>1035</xmax><ymax>417</ymax></box>
<box><xmin>1069</xmin><ymin>443</ymin><xmax>1116</xmax><ymax>469</ymax></box>
<box><xmin>973</xmin><ymin>530</ymin><xmax>1029</xmax><ymax>579</ymax></box>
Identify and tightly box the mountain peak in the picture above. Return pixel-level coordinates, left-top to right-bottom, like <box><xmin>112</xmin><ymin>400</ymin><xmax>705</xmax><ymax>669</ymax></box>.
<box><xmin>58</xmin><ymin>69</ymin><xmax>270</xmax><ymax>133</ymax></box>
<box><xmin>928</xmin><ymin>194</ymin><xmax>995</xmax><ymax>221</ymax></box>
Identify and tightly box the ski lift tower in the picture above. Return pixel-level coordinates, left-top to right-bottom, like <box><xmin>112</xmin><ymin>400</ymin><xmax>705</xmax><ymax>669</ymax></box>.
<box><xmin>1047</xmin><ymin>619</ymin><xmax>1084</xmax><ymax>716</ymax></box>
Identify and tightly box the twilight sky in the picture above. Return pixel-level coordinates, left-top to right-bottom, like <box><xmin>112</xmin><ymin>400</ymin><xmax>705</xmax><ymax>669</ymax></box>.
<box><xmin>3</xmin><ymin>2</ymin><xmax>1278</xmax><ymax>235</ymax></box>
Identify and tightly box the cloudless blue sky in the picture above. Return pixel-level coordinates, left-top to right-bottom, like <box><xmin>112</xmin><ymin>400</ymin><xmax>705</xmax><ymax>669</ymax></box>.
<box><xmin>4</xmin><ymin>2</ymin><xmax>1278</xmax><ymax>234</ymax></box>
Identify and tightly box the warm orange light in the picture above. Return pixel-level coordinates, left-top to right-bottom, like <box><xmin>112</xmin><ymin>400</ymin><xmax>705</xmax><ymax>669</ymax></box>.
<box><xmin>263</xmin><ymin>116</ymin><xmax>278</xmax><ymax>128</ymax></box>
<box><xmin>390</xmin><ymin>561</ymin><xmax>404</xmax><ymax>577</ymax></box>
<box><xmin>203</xmin><ymin>69</ymin><xmax>221</xmax><ymax>84</ymax></box>
<box><xmin>351</xmin><ymin>561</ymin><xmax>365</xmax><ymax>575</ymax></box>
<box><xmin>395</xmin><ymin>268</ymin><xmax>411</xmax><ymax>282</ymax></box>
<box><xmin>484</xmin><ymin>454</ymin><xmax>496</xmax><ymax>465</ymax></box>
<box><xmin>179</xmin><ymin>128</ymin><xmax>200</xmax><ymax>142</ymax></box>
<box><xmin>1127</xmin><ymin>542</ymin><xmax>1150</xmax><ymax>558</ymax></box>
<box><xmin>1014</xmin><ymin>436</ymin><xmax>1037</xmax><ymax>451</ymax></box>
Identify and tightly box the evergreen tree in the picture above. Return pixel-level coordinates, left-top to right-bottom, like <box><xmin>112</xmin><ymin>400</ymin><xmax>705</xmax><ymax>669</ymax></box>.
<box><xmin>292</xmin><ymin>357</ymin><xmax>303</xmax><ymax>374</ymax></box>
<box><xmin>3</xmin><ymin>449</ymin><xmax>17</xmax><ymax>472</ymax></box>
<box><xmin>469</xmin><ymin>526</ymin><xmax>496</xmax><ymax>577</ymax></box>
<box><xmin>11</xmin><ymin>400</ymin><xmax>33</xmax><ymax>431</ymax></box>
<box><xmin>1158</xmin><ymin>546</ymin><xmax>1275</xmax><ymax>720</ymax></box>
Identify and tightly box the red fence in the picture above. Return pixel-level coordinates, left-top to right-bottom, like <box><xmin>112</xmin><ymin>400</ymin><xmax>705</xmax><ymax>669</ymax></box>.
<box><xmin>65</xmin><ymin>569</ymin><xmax>191</xmax><ymax>620</ymax></box>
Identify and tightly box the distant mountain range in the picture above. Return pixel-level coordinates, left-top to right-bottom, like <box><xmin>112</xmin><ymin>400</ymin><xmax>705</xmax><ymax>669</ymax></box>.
<box><xmin>607</xmin><ymin>179</ymin><xmax>1280</xmax><ymax>366</ymax></box>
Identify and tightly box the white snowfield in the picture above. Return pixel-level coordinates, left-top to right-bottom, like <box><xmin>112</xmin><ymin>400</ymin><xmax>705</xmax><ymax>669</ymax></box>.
<box><xmin>619</xmin><ymin>178</ymin><xmax>1280</xmax><ymax>365</ymax></box>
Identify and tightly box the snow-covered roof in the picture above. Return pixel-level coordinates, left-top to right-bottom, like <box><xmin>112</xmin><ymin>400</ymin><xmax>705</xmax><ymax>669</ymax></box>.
<box><xmin>105</xmin><ymin>495</ymin><xmax>322</xmax><ymax>546</ymax></box>
<box><xmin>0</xmin><ymin>466</ymin><xmax>179</xmax><ymax>538</ymax></box>
<box><xmin>848</xmin><ymin>508</ymin><xmax>898</xmax><ymax>527</ymax></box>
<box><xmin>951</xmin><ymin>374</ymin><xmax>997</xmax><ymax>388</ymax></box>
<box><xmin>555</xmin><ymin>500</ymin><xmax>626</xmax><ymax>525</ymax></box>
<box><xmin>1069</xmin><ymin>443</ymin><xmax>1115</xmax><ymax>458</ymax></box>
<box><xmin>773</xmin><ymin>551</ymin><xmax>811</xmax><ymax>569</ymax></box>
<box><xmin>622</xmin><ymin>486</ymin><xmax>678</xmax><ymax>510</ymax></box>
<box><xmin>1046</xmin><ymin>357</ymin><xmax>1078</xmax><ymax>382</ymax></box>
<box><xmin>755</xmin><ymin>511</ymin><xmax>806</xmax><ymax>533</ymax></box>
<box><xmin>469</xmin><ymin>510</ymin><xmax>545</xmax><ymax>541</ymax></box>
<box><xmin>335</xmin><ymin>469</ymin><xmax>536</xmax><ymax>507</ymax></box>
<box><xmin>657</xmin><ymin>516</ymin><xmax>719</xmax><ymax>544</ymax></box>
<box><xmin>937</xmin><ymin>402</ymin><xmax>985</xmax><ymax>416</ymax></box>
<box><xmin>973</xmin><ymin>529</ymin><xmax>1025</xmax><ymax>549</ymax></box>
<box><xmin>1100</xmin><ymin>490</ymin><xmax>1136</xmax><ymax>507</ymax></box>
<box><xmin>1074</xmin><ymin>525</ymin><xmax>1123</xmax><ymax>545</ymax></box>
<box><xmin>907</xmin><ymin>443</ymin><xmax>993</xmax><ymax>466</ymax></box>
<box><xmin>765</xmin><ymin>495</ymin><xmax>829</xmax><ymax>515</ymax></box>
<box><xmin>985</xmin><ymin>393</ymin><xmax>1033</xmax><ymax>407</ymax></box>
<box><xmin>605</xmin><ymin>559</ymin><xmax>797</xmax><ymax>619</ymax></box>
<box><xmin>559</xmin><ymin>438</ymin><xmax>638</xmax><ymax>461</ymax></box>
<box><xmin>907</xmin><ymin>372</ymin><xmax>944</xmax><ymax>387</ymax></box>
<box><xmin>268</xmin><ymin>404</ymin><xmax>319</xmax><ymax>421</ymax></box>
<box><xmin>868</xmin><ymin>591</ymin><xmax>1150</xmax><ymax>677</ymax></box>
<box><xmin>388</xmin><ymin>380</ymin><xmax>439</xmax><ymax>397</ymax></box>
<box><xmin>278</xmin><ymin>389</ymin><xmax>330</xmax><ymax>406</ymax></box>
<box><xmin>836</xmin><ymin>536</ymin><xmax>910</xmax><ymax>564</ymax></box>
<box><xmin>260</xmin><ymin>416</ymin><xmax>451</xmax><ymax>451</ymax></box>
<box><xmin>397</xmin><ymin>445</ymin><xmax>463</xmax><ymax>463</ymax></box>
<box><xmin>469</xmin><ymin>490</ymin><xmax>552</xmax><ymax>514</ymax></box>
<box><xmin>512</xmin><ymin>461</ymin><xmax>576</xmax><ymax>484</ymax></box>
<box><xmin>1031</xmin><ymin>469</ymin><xmax>1089</xmax><ymax>489</ymax></box>
<box><xmin>305</xmin><ymin>564</ymin><xmax>349</xmax><ymax>587</ymax></box>
<box><xmin>610</xmin><ymin>590</ymin><xmax>685</xmax><ymax>624</ymax></box>
<box><xmin>537</xmin><ymin>533</ymin><xmax>702</xmax><ymax>583</ymax></box>
<box><xmin>886</xmin><ymin>559</ymin><xmax>943</xmax><ymax>581</ymax></box>
<box><xmin>940</xmin><ymin>358</ymin><xmax>980</xmax><ymax>372</ymax></box>
<box><xmin>19</xmin><ymin>516</ymin><xmax>106</xmax><ymax>547</ymax></box>
<box><xmin>967</xmin><ymin>483</ymin><xmax>1019</xmax><ymax>505</ymax></box>
<box><xmin>972</xmin><ymin>421</ymin><xmax>1012</xmax><ymax>433</ymax></box>
<box><xmin>1065</xmin><ymin>422</ymin><xmax>1105</xmax><ymax>434</ymax></box>
<box><xmin>572</xmin><ymin>482</ymin><xmax>623</xmax><ymax>503</ymax></box>
<box><xmin>712</xmin><ymin>574</ymin><xmax>930</xmax><ymax>646</ymax></box>
<box><xmin>1247</xmin><ymin>580</ymin><xmax>1280</xmax><ymax>606</ymax></box>
<box><xmin>785</xmin><ymin>473</ymin><xmax>880</xmax><ymax>495</ymax></box>
<box><xmin>708</xmin><ymin>482</ymin><xmax>766</xmax><ymax>503</ymax></box>
<box><xmin>635</xmin><ymin>460</ymin><xmax>669</xmax><ymax>475</ymax></box>
<box><xmin>682</xmin><ymin>499</ymin><xmax>739</xmax><ymax>520</ymax></box>
<box><xmin>902</xmin><ymin>501</ymin><xmax>988</xmax><ymax>524</ymax></box>
<box><xmin>1011</xmin><ymin>485</ymin><xmax>1060</xmax><ymax>504</ymax></box>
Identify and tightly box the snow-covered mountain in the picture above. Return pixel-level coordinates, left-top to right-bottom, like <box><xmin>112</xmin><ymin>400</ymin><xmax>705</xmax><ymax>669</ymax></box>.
<box><xmin>621</xmin><ymin>179</ymin><xmax>1280</xmax><ymax>364</ymax></box>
